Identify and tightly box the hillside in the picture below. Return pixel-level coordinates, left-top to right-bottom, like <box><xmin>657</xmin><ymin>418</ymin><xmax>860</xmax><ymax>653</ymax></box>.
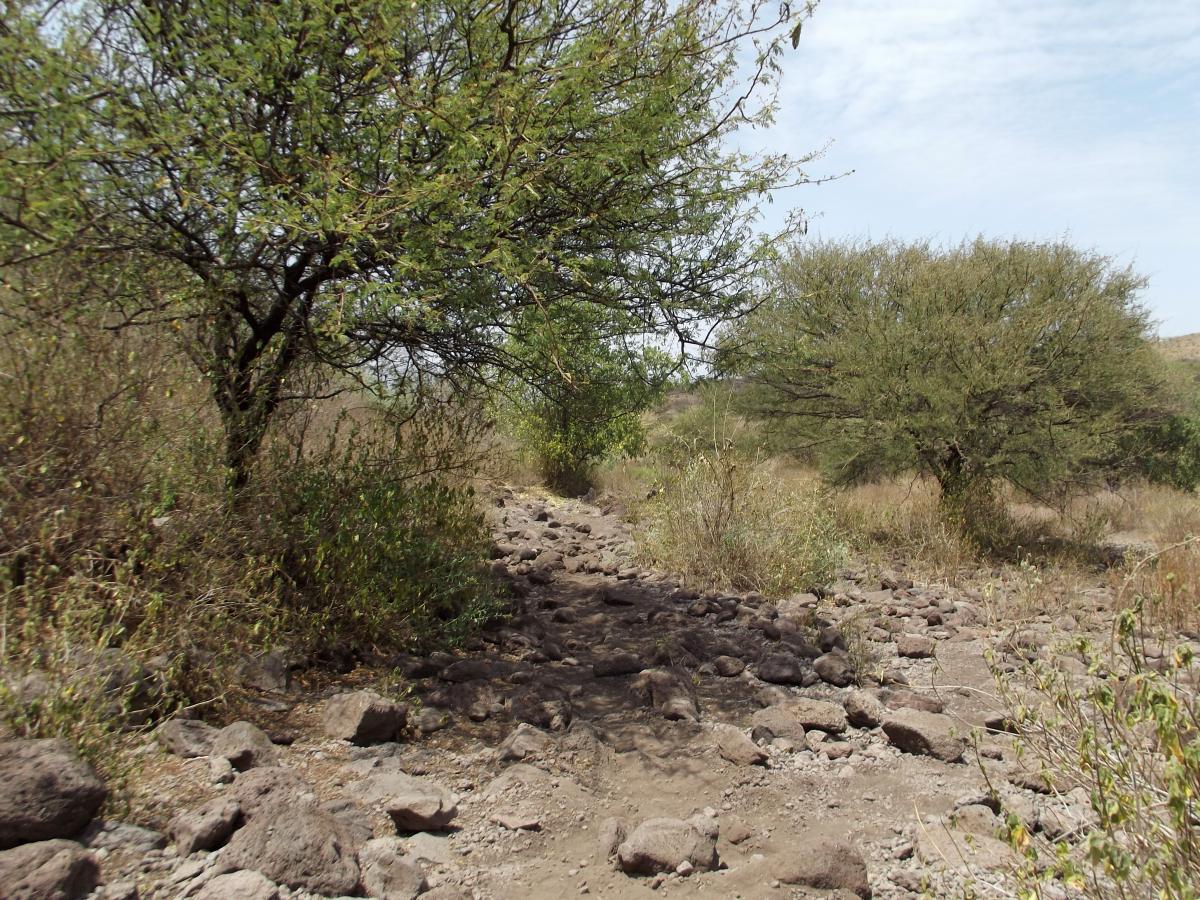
<box><xmin>1159</xmin><ymin>331</ymin><xmax>1200</xmax><ymax>361</ymax></box>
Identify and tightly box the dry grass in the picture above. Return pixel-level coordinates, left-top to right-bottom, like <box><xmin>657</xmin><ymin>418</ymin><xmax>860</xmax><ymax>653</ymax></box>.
<box><xmin>1158</xmin><ymin>331</ymin><xmax>1200</xmax><ymax>362</ymax></box>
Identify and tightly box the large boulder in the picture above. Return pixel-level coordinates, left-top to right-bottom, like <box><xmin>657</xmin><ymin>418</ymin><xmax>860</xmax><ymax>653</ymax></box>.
<box><xmin>322</xmin><ymin>691</ymin><xmax>408</xmax><ymax>745</ymax></box>
<box><xmin>355</xmin><ymin>772</ymin><xmax>459</xmax><ymax>832</ymax></box>
<box><xmin>617</xmin><ymin>815</ymin><xmax>720</xmax><ymax>875</ymax></box>
<box><xmin>882</xmin><ymin>709</ymin><xmax>965</xmax><ymax>762</ymax></box>
<box><xmin>0</xmin><ymin>839</ymin><xmax>100</xmax><ymax>900</ymax></box>
<box><xmin>773</xmin><ymin>837</ymin><xmax>870</xmax><ymax>897</ymax></box>
<box><xmin>211</xmin><ymin>721</ymin><xmax>278</xmax><ymax>770</ymax></box>
<box><xmin>219</xmin><ymin>803</ymin><xmax>361</xmax><ymax>895</ymax></box>
<box><xmin>0</xmin><ymin>739</ymin><xmax>107</xmax><ymax>849</ymax></box>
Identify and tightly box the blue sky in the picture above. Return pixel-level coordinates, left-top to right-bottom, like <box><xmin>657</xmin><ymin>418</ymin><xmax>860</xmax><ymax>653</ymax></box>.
<box><xmin>746</xmin><ymin>0</ymin><xmax>1200</xmax><ymax>336</ymax></box>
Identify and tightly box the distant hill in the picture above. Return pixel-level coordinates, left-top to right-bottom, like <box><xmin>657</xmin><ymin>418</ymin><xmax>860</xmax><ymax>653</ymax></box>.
<box><xmin>1159</xmin><ymin>333</ymin><xmax>1200</xmax><ymax>362</ymax></box>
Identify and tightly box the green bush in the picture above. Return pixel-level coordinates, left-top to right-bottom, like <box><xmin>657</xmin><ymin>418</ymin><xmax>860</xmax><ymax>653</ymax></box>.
<box><xmin>992</xmin><ymin>560</ymin><xmax>1200</xmax><ymax>898</ymax></box>
<box><xmin>268</xmin><ymin>455</ymin><xmax>502</xmax><ymax>649</ymax></box>
<box><xmin>639</xmin><ymin>444</ymin><xmax>844</xmax><ymax>597</ymax></box>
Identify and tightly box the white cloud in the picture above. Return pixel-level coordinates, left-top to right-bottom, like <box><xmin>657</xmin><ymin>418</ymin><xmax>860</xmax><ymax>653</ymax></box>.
<box><xmin>746</xmin><ymin>0</ymin><xmax>1200</xmax><ymax>333</ymax></box>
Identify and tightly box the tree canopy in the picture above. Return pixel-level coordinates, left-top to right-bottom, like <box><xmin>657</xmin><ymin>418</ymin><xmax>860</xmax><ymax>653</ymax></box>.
<box><xmin>1</xmin><ymin>0</ymin><xmax>810</xmax><ymax>486</ymax></box>
<box><xmin>725</xmin><ymin>239</ymin><xmax>1164</xmax><ymax>506</ymax></box>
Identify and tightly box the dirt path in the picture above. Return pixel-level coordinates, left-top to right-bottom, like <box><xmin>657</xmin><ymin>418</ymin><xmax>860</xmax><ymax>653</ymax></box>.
<box><xmin>84</xmin><ymin>488</ymin><xmax>1089</xmax><ymax>899</ymax></box>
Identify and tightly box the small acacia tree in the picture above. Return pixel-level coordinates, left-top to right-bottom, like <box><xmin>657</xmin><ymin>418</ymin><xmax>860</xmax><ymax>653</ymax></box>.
<box><xmin>501</xmin><ymin>303</ymin><xmax>672</xmax><ymax>492</ymax></box>
<box><xmin>727</xmin><ymin>239</ymin><xmax>1164</xmax><ymax>513</ymax></box>
<box><xmin>0</xmin><ymin>0</ymin><xmax>812</xmax><ymax>489</ymax></box>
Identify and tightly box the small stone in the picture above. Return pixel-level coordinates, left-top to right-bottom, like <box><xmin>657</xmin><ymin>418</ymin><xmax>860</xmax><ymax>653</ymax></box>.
<box><xmin>843</xmin><ymin>690</ymin><xmax>887</xmax><ymax>728</ymax></box>
<box><xmin>814</xmin><ymin>651</ymin><xmax>856</xmax><ymax>687</ymax></box>
<box><xmin>209</xmin><ymin>756</ymin><xmax>234</xmax><ymax>785</ymax></box>
<box><xmin>167</xmin><ymin>798</ymin><xmax>241</xmax><ymax>854</ymax></box>
<box><xmin>882</xmin><ymin>709</ymin><xmax>965</xmax><ymax>762</ymax></box>
<box><xmin>896</xmin><ymin>633</ymin><xmax>936</xmax><ymax>659</ymax></box>
<box><xmin>355</xmin><ymin>772</ymin><xmax>459</xmax><ymax>831</ymax></box>
<box><xmin>156</xmin><ymin>719</ymin><xmax>218</xmax><ymax>758</ymax></box>
<box><xmin>617</xmin><ymin>816</ymin><xmax>719</xmax><ymax>875</ymax></box>
<box><xmin>358</xmin><ymin>836</ymin><xmax>427</xmax><ymax>900</ymax></box>
<box><xmin>713</xmin><ymin>725</ymin><xmax>767</xmax><ymax>767</ymax></box>
<box><xmin>193</xmin><ymin>870</ymin><xmax>281</xmax><ymax>900</ymax></box>
<box><xmin>211</xmin><ymin>721</ymin><xmax>278</xmax><ymax>770</ymax></box>
<box><xmin>322</xmin><ymin>691</ymin><xmax>408</xmax><ymax>745</ymax></box>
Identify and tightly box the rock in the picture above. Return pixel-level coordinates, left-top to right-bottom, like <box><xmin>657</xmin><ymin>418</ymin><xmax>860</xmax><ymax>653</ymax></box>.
<box><xmin>211</xmin><ymin>721</ymin><xmax>278</xmax><ymax>770</ymax></box>
<box><xmin>896</xmin><ymin>634</ymin><xmax>936</xmax><ymax>659</ymax></box>
<box><xmin>491</xmin><ymin>812</ymin><xmax>541</xmax><ymax>831</ymax></box>
<box><xmin>916</xmin><ymin>823</ymin><xmax>1017</xmax><ymax>872</ymax></box>
<box><xmin>439</xmin><ymin>658</ymin><xmax>511</xmax><ymax>682</ymax></box>
<box><xmin>882</xmin><ymin>709</ymin><xmax>965</xmax><ymax>762</ymax></box>
<box><xmin>749</xmin><ymin>707</ymin><xmax>807</xmax><ymax>746</ymax></box>
<box><xmin>416</xmin><ymin>707</ymin><xmax>451</xmax><ymax>734</ymax></box>
<box><xmin>0</xmin><ymin>739</ymin><xmax>107</xmax><ymax>849</ymax></box>
<box><xmin>355</xmin><ymin>772</ymin><xmax>459</xmax><ymax>831</ymax></box>
<box><xmin>883</xmin><ymin>688</ymin><xmax>945</xmax><ymax>714</ymax></box>
<box><xmin>79</xmin><ymin>820</ymin><xmax>165</xmax><ymax>852</ymax></box>
<box><xmin>238</xmin><ymin>648</ymin><xmax>295</xmax><ymax>694</ymax></box>
<box><xmin>193</xmin><ymin>870</ymin><xmax>281</xmax><ymax>900</ymax></box>
<box><xmin>814</xmin><ymin>651</ymin><xmax>856</xmax><ymax>687</ymax></box>
<box><xmin>401</xmin><ymin>832</ymin><xmax>457</xmax><ymax>868</ymax></box>
<box><xmin>156</xmin><ymin>718</ymin><xmax>219</xmax><ymax>758</ymax></box>
<box><xmin>713</xmin><ymin>656</ymin><xmax>746</xmax><ymax>677</ymax></box>
<box><xmin>617</xmin><ymin>816</ymin><xmax>720</xmax><ymax>875</ymax></box>
<box><xmin>358</xmin><ymin>836</ymin><xmax>428</xmax><ymax>900</ymax></box>
<box><xmin>631</xmin><ymin>668</ymin><xmax>699</xmax><ymax>721</ymax></box>
<box><xmin>773</xmin><ymin>838</ymin><xmax>870</xmax><ymax>898</ymax></box>
<box><xmin>951</xmin><ymin>804</ymin><xmax>1001</xmax><ymax>837</ymax></box>
<box><xmin>496</xmin><ymin>723</ymin><xmax>551</xmax><ymax>761</ymax></box>
<box><xmin>713</xmin><ymin>725</ymin><xmax>767</xmax><ymax>766</ymax></box>
<box><xmin>592</xmin><ymin>653</ymin><xmax>644</xmax><ymax>678</ymax></box>
<box><xmin>722</xmin><ymin>815</ymin><xmax>753</xmax><ymax>845</ymax></box>
<box><xmin>230</xmin><ymin>767</ymin><xmax>314</xmax><ymax>820</ymax></box>
<box><xmin>844</xmin><ymin>690</ymin><xmax>887</xmax><ymax>729</ymax></box>
<box><xmin>167</xmin><ymin>798</ymin><xmax>241</xmax><ymax>854</ymax></box>
<box><xmin>0</xmin><ymin>839</ymin><xmax>100</xmax><ymax>900</ymax></box>
<box><xmin>204</xmin><ymin>755</ymin><xmax>233</xmax><ymax>785</ymax></box>
<box><xmin>220</xmin><ymin>803</ymin><xmax>361</xmax><ymax>895</ymax></box>
<box><xmin>756</xmin><ymin>653</ymin><xmax>809</xmax><ymax>685</ymax></box>
<box><xmin>1008</xmin><ymin>767</ymin><xmax>1053</xmax><ymax>794</ymax></box>
<box><xmin>598</xmin><ymin>817</ymin><xmax>628</xmax><ymax>858</ymax></box>
<box><xmin>421</xmin><ymin>887</ymin><xmax>472</xmax><ymax>900</ymax></box>
<box><xmin>322</xmin><ymin>691</ymin><xmax>408</xmax><ymax>745</ymax></box>
<box><xmin>787</xmin><ymin>698</ymin><xmax>848</xmax><ymax>734</ymax></box>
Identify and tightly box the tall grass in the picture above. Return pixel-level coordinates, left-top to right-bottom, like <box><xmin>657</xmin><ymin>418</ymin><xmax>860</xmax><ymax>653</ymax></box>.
<box><xmin>0</xmin><ymin>284</ymin><xmax>503</xmax><ymax>770</ymax></box>
<box><xmin>639</xmin><ymin>445</ymin><xmax>844</xmax><ymax>598</ymax></box>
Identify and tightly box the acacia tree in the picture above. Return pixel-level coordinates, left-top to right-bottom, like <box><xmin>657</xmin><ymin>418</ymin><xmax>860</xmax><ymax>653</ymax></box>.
<box><xmin>0</xmin><ymin>0</ymin><xmax>812</xmax><ymax>488</ymax></box>
<box><xmin>727</xmin><ymin>239</ymin><xmax>1164</xmax><ymax>508</ymax></box>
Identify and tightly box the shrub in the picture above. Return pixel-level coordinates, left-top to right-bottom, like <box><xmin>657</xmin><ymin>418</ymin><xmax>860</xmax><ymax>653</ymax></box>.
<box><xmin>265</xmin><ymin>452</ymin><xmax>502</xmax><ymax>650</ymax></box>
<box><xmin>992</xmin><ymin>560</ymin><xmax>1200</xmax><ymax>898</ymax></box>
<box><xmin>639</xmin><ymin>444</ymin><xmax>844</xmax><ymax>597</ymax></box>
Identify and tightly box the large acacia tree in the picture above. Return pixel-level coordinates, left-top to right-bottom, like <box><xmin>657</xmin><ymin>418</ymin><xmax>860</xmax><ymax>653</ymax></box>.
<box><xmin>726</xmin><ymin>239</ymin><xmax>1164</xmax><ymax>507</ymax></box>
<box><xmin>0</xmin><ymin>0</ymin><xmax>812</xmax><ymax>487</ymax></box>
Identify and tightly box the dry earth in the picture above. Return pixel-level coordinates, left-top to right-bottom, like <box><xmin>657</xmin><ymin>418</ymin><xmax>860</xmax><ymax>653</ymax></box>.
<box><xmin>2</xmin><ymin>488</ymin><xmax>1127</xmax><ymax>900</ymax></box>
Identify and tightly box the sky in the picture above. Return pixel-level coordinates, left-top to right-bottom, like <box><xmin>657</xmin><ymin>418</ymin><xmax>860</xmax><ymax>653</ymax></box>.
<box><xmin>744</xmin><ymin>0</ymin><xmax>1200</xmax><ymax>336</ymax></box>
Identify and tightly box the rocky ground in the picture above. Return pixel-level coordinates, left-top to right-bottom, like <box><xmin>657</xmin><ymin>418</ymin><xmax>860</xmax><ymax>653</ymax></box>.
<box><xmin>0</xmin><ymin>488</ymin><xmax>1119</xmax><ymax>899</ymax></box>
